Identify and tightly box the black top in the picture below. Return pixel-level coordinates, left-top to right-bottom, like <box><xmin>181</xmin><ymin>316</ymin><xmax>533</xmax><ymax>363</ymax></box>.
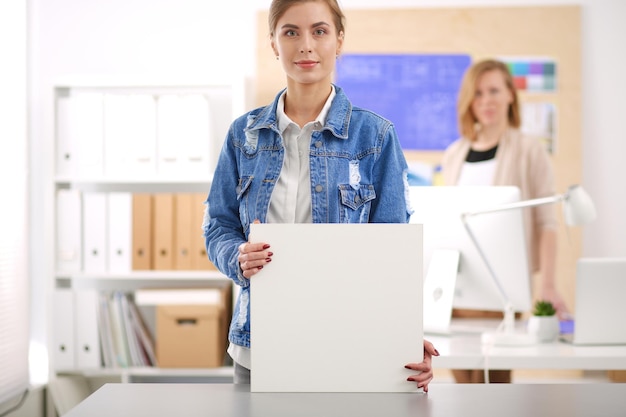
<box><xmin>465</xmin><ymin>145</ymin><xmax>498</xmax><ymax>163</ymax></box>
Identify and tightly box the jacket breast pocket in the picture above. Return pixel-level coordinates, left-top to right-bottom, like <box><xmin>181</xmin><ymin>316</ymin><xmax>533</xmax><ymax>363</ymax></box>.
<box><xmin>338</xmin><ymin>184</ymin><xmax>376</xmax><ymax>223</ymax></box>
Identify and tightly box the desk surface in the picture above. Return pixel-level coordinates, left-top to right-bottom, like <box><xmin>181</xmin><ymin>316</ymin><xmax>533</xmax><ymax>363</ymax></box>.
<box><xmin>429</xmin><ymin>319</ymin><xmax>626</xmax><ymax>370</ymax></box>
<box><xmin>64</xmin><ymin>383</ymin><xmax>626</xmax><ymax>417</ymax></box>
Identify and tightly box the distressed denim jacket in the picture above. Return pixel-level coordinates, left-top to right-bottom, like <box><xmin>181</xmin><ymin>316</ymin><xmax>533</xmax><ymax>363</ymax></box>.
<box><xmin>203</xmin><ymin>85</ymin><xmax>411</xmax><ymax>349</ymax></box>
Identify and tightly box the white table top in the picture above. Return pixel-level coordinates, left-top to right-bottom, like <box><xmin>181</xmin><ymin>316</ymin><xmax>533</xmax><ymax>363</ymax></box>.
<box><xmin>64</xmin><ymin>383</ymin><xmax>626</xmax><ymax>417</ymax></box>
<box><xmin>428</xmin><ymin>318</ymin><xmax>626</xmax><ymax>370</ymax></box>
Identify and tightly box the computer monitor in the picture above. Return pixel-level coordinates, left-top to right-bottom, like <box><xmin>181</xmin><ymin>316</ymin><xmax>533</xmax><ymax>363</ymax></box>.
<box><xmin>409</xmin><ymin>186</ymin><xmax>532</xmax><ymax>332</ymax></box>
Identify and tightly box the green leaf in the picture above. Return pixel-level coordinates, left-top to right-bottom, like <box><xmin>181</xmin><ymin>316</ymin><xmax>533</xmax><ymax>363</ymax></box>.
<box><xmin>533</xmin><ymin>300</ymin><xmax>556</xmax><ymax>316</ymax></box>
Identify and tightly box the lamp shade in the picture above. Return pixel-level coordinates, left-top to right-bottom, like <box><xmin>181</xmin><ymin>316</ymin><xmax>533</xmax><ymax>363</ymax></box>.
<box><xmin>563</xmin><ymin>185</ymin><xmax>597</xmax><ymax>226</ymax></box>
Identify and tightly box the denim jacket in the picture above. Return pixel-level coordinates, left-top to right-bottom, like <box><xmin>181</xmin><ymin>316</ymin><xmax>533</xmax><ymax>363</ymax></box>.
<box><xmin>203</xmin><ymin>85</ymin><xmax>411</xmax><ymax>348</ymax></box>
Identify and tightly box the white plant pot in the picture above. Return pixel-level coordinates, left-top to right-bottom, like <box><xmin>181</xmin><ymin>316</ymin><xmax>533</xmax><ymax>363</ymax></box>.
<box><xmin>527</xmin><ymin>315</ymin><xmax>560</xmax><ymax>343</ymax></box>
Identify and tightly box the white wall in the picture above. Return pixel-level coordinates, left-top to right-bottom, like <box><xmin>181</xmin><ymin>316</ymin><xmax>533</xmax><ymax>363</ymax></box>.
<box><xmin>28</xmin><ymin>0</ymin><xmax>626</xmax><ymax>382</ymax></box>
<box><xmin>1</xmin><ymin>0</ymin><xmax>29</xmax><ymax>404</ymax></box>
<box><xmin>580</xmin><ymin>0</ymin><xmax>626</xmax><ymax>257</ymax></box>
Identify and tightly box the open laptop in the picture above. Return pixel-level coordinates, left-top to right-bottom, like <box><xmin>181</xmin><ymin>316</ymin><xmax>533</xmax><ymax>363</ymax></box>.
<box><xmin>563</xmin><ymin>258</ymin><xmax>626</xmax><ymax>345</ymax></box>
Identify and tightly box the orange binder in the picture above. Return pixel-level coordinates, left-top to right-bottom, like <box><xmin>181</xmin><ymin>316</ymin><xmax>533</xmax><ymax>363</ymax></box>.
<box><xmin>174</xmin><ymin>193</ymin><xmax>193</xmax><ymax>270</ymax></box>
<box><xmin>132</xmin><ymin>193</ymin><xmax>153</xmax><ymax>270</ymax></box>
<box><xmin>190</xmin><ymin>192</ymin><xmax>217</xmax><ymax>271</ymax></box>
<box><xmin>153</xmin><ymin>193</ymin><xmax>174</xmax><ymax>270</ymax></box>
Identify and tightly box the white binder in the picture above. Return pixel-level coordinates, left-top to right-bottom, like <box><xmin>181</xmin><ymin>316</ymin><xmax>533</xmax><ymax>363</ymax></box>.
<box><xmin>103</xmin><ymin>94</ymin><xmax>130</xmax><ymax>178</ymax></box>
<box><xmin>104</xmin><ymin>94</ymin><xmax>157</xmax><ymax>178</ymax></box>
<box><xmin>180</xmin><ymin>94</ymin><xmax>211</xmax><ymax>177</ymax></box>
<box><xmin>53</xmin><ymin>289</ymin><xmax>76</xmax><ymax>370</ymax></box>
<box><xmin>56</xmin><ymin>92</ymin><xmax>104</xmax><ymax>179</ymax></box>
<box><xmin>126</xmin><ymin>94</ymin><xmax>157</xmax><ymax>177</ymax></box>
<box><xmin>205</xmin><ymin>91</ymin><xmax>233</xmax><ymax>174</ymax></box>
<box><xmin>107</xmin><ymin>192</ymin><xmax>132</xmax><ymax>273</ymax></box>
<box><xmin>156</xmin><ymin>94</ymin><xmax>211</xmax><ymax>177</ymax></box>
<box><xmin>82</xmin><ymin>192</ymin><xmax>108</xmax><ymax>274</ymax></box>
<box><xmin>56</xmin><ymin>189</ymin><xmax>82</xmax><ymax>273</ymax></box>
<box><xmin>75</xmin><ymin>290</ymin><xmax>102</xmax><ymax>368</ymax></box>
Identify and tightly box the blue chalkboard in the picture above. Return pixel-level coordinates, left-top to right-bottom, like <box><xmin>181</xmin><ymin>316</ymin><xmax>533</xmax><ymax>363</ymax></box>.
<box><xmin>334</xmin><ymin>54</ymin><xmax>471</xmax><ymax>150</ymax></box>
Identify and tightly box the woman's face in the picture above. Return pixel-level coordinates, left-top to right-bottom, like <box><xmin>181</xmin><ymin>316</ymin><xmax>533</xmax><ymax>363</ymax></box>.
<box><xmin>470</xmin><ymin>69</ymin><xmax>513</xmax><ymax>129</ymax></box>
<box><xmin>271</xmin><ymin>1</ymin><xmax>343</xmax><ymax>88</ymax></box>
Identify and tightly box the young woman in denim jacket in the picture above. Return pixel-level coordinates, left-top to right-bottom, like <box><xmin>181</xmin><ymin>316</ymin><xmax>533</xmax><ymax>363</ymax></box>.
<box><xmin>203</xmin><ymin>0</ymin><xmax>438</xmax><ymax>390</ymax></box>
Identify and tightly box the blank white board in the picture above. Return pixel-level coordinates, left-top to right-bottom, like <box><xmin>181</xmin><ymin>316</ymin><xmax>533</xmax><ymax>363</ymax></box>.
<box><xmin>249</xmin><ymin>223</ymin><xmax>423</xmax><ymax>392</ymax></box>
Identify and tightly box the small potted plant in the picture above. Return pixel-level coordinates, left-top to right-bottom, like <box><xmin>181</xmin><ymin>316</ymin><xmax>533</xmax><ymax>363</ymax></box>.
<box><xmin>527</xmin><ymin>300</ymin><xmax>560</xmax><ymax>343</ymax></box>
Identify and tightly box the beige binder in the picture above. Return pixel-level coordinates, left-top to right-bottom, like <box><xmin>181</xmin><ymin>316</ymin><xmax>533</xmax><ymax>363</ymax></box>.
<box><xmin>132</xmin><ymin>193</ymin><xmax>153</xmax><ymax>270</ymax></box>
<box><xmin>153</xmin><ymin>193</ymin><xmax>174</xmax><ymax>270</ymax></box>
<box><xmin>174</xmin><ymin>193</ymin><xmax>193</xmax><ymax>270</ymax></box>
<box><xmin>190</xmin><ymin>192</ymin><xmax>217</xmax><ymax>271</ymax></box>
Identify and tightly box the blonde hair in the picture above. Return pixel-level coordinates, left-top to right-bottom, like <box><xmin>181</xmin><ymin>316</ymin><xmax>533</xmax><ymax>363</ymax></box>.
<box><xmin>457</xmin><ymin>59</ymin><xmax>521</xmax><ymax>141</ymax></box>
<box><xmin>268</xmin><ymin>0</ymin><xmax>346</xmax><ymax>38</ymax></box>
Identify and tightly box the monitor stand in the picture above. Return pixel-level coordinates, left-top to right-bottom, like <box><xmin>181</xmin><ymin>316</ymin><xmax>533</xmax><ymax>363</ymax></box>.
<box><xmin>423</xmin><ymin>249</ymin><xmax>459</xmax><ymax>335</ymax></box>
<box><xmin>480</xmin><ymin>302</ymin><xmax>537</xmax><ymax>346</ymax></box>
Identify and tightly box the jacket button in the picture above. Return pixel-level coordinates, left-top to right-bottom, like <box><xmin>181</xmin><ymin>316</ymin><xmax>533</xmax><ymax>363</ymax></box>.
<box><xmin>315</xmin><ymin>141</ymin><xmax>322</xmax><ymax>148</ymax></box>
<box><xmin>315</xmin><ymin>184</ymin><xmax>323</xmax><ymax>192</ymax></box>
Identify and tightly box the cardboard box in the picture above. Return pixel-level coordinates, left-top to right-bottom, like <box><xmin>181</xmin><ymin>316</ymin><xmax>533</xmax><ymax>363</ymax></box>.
<box><xmin>155</xmin><ymin>286</ymin><xmax>230</xmax><ymax>368</ymax></box>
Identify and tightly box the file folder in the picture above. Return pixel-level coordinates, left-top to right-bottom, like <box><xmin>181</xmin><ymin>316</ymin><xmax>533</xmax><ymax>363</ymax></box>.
<box><xmin>96</xmin><ymin>292</ymin><xmax>116</xmax><ymax>368</ymax></box>
<box><xmin>156</xmin><ymin>95</ymin><xmax>181</xmax><ymax>177</ymax></box>
<box><xmin>108</xmin><ymin>292</ymin><xmax>131</xmax><ymax>368</ymax></box>
<box><xmin>82</xmin><ymin>192</ymin><xmax>107</xmax><ymax>274</ymax></box>
<box><xmin>104</xmin><ymin>94</ymin><xmax>156</xmax><ymax>178</ymax></box>
<box><xmin>107</xmin><ymin>192</ymin><xmax>132</xmax><ymax>273</ymax></box>
<box><xmin>179</xmin><ymin>94</ymin><xmax>211</xmax><ymax>177</ymax></box>
<box><xmin>53</xmin><ymin>289</ymin><xmax>76</xmax><ymax>370</ymax></box>
<box><xmin>190</xmin><ymin>192</ymin><xmax>217</xmax><ymax>270</ymax></box>
<box><xmin>75</xmin><ymin>290</ymin><xmax>102</xmax><ymax>368</ymax></box>
<box><xmin>156</xmin><ymin>95</ymin><xmax>211</xmax><ymax>177</ymax></box>
<box><xmin>174</xmin><ymin>193</ymin><xmax>193</xmax><ymax>270</ymax></box>
<box><xmin>56</xmin><ymin>92</ymin><xmax>104</xmax><ymax>178</ymax></box>
<box><xmin>56</xmin><ymin>189</ymin><xmax>82</xmax><ymax>273</ymax></box>
<box><xmin>103</xmin><ymin>94</ymin><xmax>131</xmax><ymax>178</ymax></box>
<box><xmin>127</xmin><ymin>94</ymin><xmax>157</xmax><ymax>177</ymax></box>
<box><xmin>132</xmin><ymin>193</ymin><xmax>153</xmax><ymax>270</ymax></box>
<box><xmin>205</xmin><ymin>90</ymin><xmax>234</xmax><ymax>174</ymax></box>
<box><xmin>153</xmin><ymin>193</ymin><xmax>174</xmax><ymax>270</ymax></box>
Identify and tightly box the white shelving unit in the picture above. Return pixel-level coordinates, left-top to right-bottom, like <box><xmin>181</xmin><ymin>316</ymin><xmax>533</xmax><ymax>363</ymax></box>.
<box><xmin>48</xmin><ymin>78</ymin><xmax>244</xmax><ymax>385</ymax></box>
<box><xmin>79</xmin><ymin>366</ymin><xmax>235</xmax><ymax>384</ymax></box>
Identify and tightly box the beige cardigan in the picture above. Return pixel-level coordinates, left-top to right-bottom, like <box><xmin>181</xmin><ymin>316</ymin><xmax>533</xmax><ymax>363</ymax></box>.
<box><xmin>441</xmin><ymin>128</ymin><xmax>558</xmax><ymax>273</ymax></box>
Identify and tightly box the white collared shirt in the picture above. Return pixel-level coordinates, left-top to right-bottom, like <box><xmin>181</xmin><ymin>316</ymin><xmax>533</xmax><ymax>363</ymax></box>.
<box><xmin>227</xmin><ymin>86</ymin><xmax>336</xmax><ymax>370</ymax></box>
<box><xmin>267</xmin><ymin>86</ymin><xmax>336</xmax><ymax>224</ymax></box>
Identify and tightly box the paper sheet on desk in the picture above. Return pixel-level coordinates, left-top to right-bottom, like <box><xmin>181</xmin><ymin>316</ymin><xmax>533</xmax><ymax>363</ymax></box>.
<box><xmin>249</xmin><ymin>223</ymin><xmax>423</xmax><ymax>393</ymax></box>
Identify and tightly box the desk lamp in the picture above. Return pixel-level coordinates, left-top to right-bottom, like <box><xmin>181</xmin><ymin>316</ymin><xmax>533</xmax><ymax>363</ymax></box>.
<box><xmin>461</xmin><ymin>185</ymin><xmax>597</xmax><ymax>346</ymax></box>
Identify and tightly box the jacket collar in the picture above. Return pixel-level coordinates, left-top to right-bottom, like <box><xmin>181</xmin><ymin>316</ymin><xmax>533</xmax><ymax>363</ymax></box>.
<box><xmin>245</xmin><ymin>84</ymin><xmax>351</xmax><ymax>140</ymax></box>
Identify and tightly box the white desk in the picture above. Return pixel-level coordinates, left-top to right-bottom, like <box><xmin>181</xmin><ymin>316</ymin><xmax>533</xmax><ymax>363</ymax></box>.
<box><xmin>64</xmin><ymin>383</ymin><xmax>626</xmax><ymax>417</ymax></box>
<box><xmin>428</xmin><ymin>319</ymin><xmax>626</xmax><ymax>370</ymax></box>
